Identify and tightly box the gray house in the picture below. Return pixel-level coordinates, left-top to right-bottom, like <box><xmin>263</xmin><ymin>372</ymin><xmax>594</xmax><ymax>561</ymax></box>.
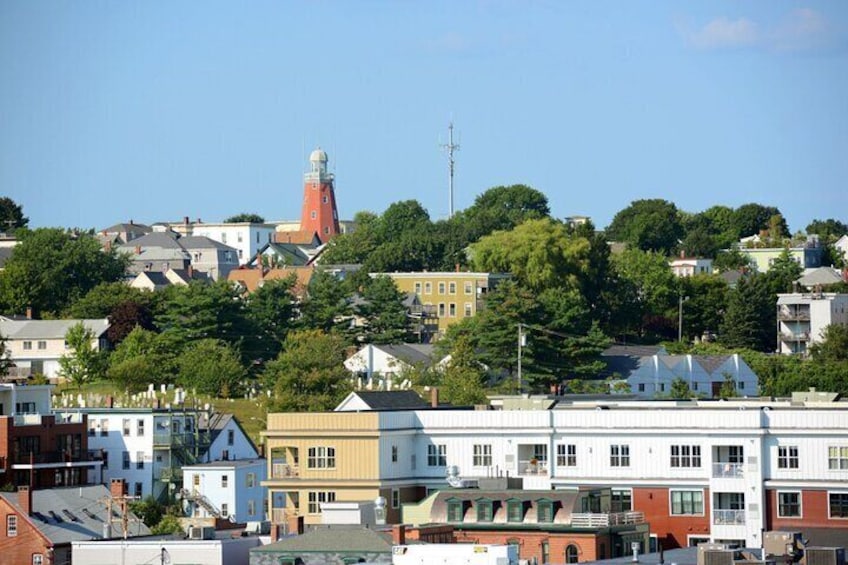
<box><xmin>118</xmin><ymin>229</ymin><xmax>238</xmax><ymax>281</ymax></box>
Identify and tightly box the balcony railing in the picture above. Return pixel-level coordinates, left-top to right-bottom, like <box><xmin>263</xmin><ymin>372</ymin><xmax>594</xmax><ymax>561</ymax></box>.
<box><xmin>572</xmin><ymin>511</ymin><xmax>644</xmax><ymax>528</ymax></box>
<box><xmin>713</xmin><ymin>509</ymin><xmax>745</xmax><ymax>525</ymax></box>
<box><xmin>271</xmin><ymin>463</ymin><xmax>299</xmax><ymax>479</ymax></box>
<box><xmin>712</xmin><ymin>462</ymin><xmax>744</xmax><ymax>478</ymax></box>
<box><xmin>778</xmin><ymin>311</ymin><xmax>810</xmax><ymax>321</ymax></box>
<box><xmin>780</xmin><ymin>332</ymin><xmax>809</xmax><ymax>342</ymax></box>
<box><xmin>517</xmin><ymin>459</ymin><xmax>548</xmax><ymax>475</ymax></box>
<box><xmin>11</xmin><ymin>451</ymin><xmax>98</xmax><ymax>465</ymax></box>
<box><xmin>271</xmin><ymin>508</ymin><xmax>297</xmax><ymax>524</ymax></box>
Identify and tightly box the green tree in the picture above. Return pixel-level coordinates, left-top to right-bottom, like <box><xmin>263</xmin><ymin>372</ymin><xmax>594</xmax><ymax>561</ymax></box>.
<box><xmin>670</xmin><ymin>377</ymin><xmax>695</xmax><ymax>399</ymax></box>
<box><xmin>732</xmin><ymin>203</ymin><xmax>787</xmax><ymax>239</ymax></box>
<box><xmin>297</xmin><ymin>270</ymin><xmax>353</xmax><ymax>334</ymax></box>
<box><xmin>605</xmin><ymin>199</ymin><xmax>684</xmax><ymax>255</ymax></box>
<box><xmin>610</xmin><ymin>248</ymin><xmax>679</xmax><ymax>339</ymax></box>
<box><xmin>245</xmin><ymin>275</ymin><xmax>298</xmax><ymax>362</ymax></box>
<box><xmin>176</xmin><ymin>339</ymin><xmax>246</xmax><ymax>398</ymax></box>
<box><xmin>356</xmin><ymin>275</ymin><xmax>410</xmax><ymax>344</ymax></box>
<box><xmin>441</xmin><ymin>334</ymin><xmax>487</xmax><ymax>406</ymax></box>
<box><xmin>65</xmin><ymin>282</ymin><xmax>153</xmax><ymax>319</ymax></box>
<box><xmin>224</xmin><ymin>213</ymin><xmax>265</xmax><ymax>223</ymax></box>
<box><xmin>156</xmin><ymin>281</ymin><xmax>250</xmax><ymax>355</ymax></box>
<box><xmin>375</xmin><ymin>200</ymin><xmax>431</xmax><ymax>242</ymax></box>
<box><xmin>806</xmin><ymin>218</ymin><xmax>848</xmax><ymax>240</ymax></box>
<box><xmin>0</xmin><ymin>333</ymin><xmax>12</xmax><ymax>377</ymax></box>
<box><xmin>0</xmin><ymin>197</ymin><xmax>28</xmax><ymax>234</ymax></box>
<box><xmin>678</xmin><ymin>275</ymin><xmax>729</xmax><ymax>341</ymax></box>
<box><xmin>809</xmin><ymin>325</ymin><xmax>848</xmax><ymax>362</ymax></box>
<box><xmin>764</xmin><ymin>249</ymin><xmax>803</xmax><ymax>294</ymax></box>
<box><xmin>0</xmin><ymin>228</ymin><xmax>129</xmax><ymax>317</ymax></box>
<box><xmin>719</xmin><ymin>276</ymin><xmax>775</xmax><ymax>352</ymax></box>
<box><xmin>470</xmin><ymin>218</ymin><xmax>591</xmax><ymax>293</ymax></box>
<box><xmin>107</xmin><ymin>327</ymin><xmax>175</xmax><ymax>391</ymax></box>
<box><xmin>460</xmin><ymin>184</ymin><xmax>550</xmax><ymax>240</ymax></box>
<box><xmin>719</xmin><ymin>373</ymin><xmax>738</xmax><ymax>399</ymax></box>
<box><xmin>59</xmin><ymin>322</ymin><xmax>106</xmax><ymax>388</ymax></box>
<box><xmin>129</xmin><ymin>496</ymin><xmax>164</xmax><ymax>528</ymax></box>
<box><xmin>263</xmin><ymin>330</ymin><xmax>352</xmax><ymax>412</ymax></box>
<box><xmin>713</xmin><ymin>248</ymin><xmax>753</xmax><ymax>273</ymax></box>
<box><xmin>151</xmin><ymin>513</ymin><xmax>184</xmax><ymax>535</ymax></box>
<box><xmin>319</xmin><ymin>211</ymin><xmax>381</xmax><ymax>264</ymax></box>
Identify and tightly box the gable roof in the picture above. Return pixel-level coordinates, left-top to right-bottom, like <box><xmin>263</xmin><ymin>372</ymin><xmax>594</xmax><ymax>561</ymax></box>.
<box><xmin>600</xmin><ymin>344</ymin><xmax>666</xmax><ymax>379</ymax></box>
<box><xmin>337</xmin><ymin>390</ymin><xmax>428</xmax><ymax>411</ymax></box>
<box><xmin>797</xmin><ymin>267</ymin><xmax>845</xmax><ymax>288</ymax></box>
<box><xmin>0</xmin><ymin>319</ymin><xmax>110</xmax><ymax>340</ymax></box>
<box><xmin>273</xmin><ymin>230</ymin><xmax>321</xmax><ymax>246</ymax></box>
<box><xmin>197</xmin><ymin>412</ymin><xmax>260</xmax><ymax>457</ymax></box>
<box><xmin>252</xmin><ymin>524</ymin><xmax>395</xmax><ymax>555</ymax></box>
<box><xmin>374</xmin><ymin>343</ymin><xmax>436</xmax><ymax>366</ymax></box>
<box><xmin>0</xmin><ymin>485</ymin><xmax>151</xmax><ymax>545</ymax></box>
<box><xmin>227</xmin><ymin>266</ymin><xmax>313</xmax><ymax>294</ymax></box>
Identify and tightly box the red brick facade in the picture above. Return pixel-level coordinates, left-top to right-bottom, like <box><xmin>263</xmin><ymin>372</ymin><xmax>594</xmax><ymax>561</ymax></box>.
<box><xmin>765</xmin><ymin>488</ymin><xmax>847</xmax><ymax>530</ymax></box>
<box><xmin>453</xmin><ymin>529</ymin><xmax>609</xmax><ymax>564</ymax></box>
<box><xmin>0</xmin><ymin>414</ymin><xmax>91</xmax><ymax>489</ymax></box>
<box><xmin>0</xmin><ymin>490</ymin><xmax>52</xmax><ymax>565</ymax></box>
<box><xmin>300</xmin><ymin>178</ymin><xmax>340</xmax><ymax>243</ymax></box>
<box><xmin>632</xmin><ymin>487</ymin><xmax>711</xmax><ymax>549</ymax></box>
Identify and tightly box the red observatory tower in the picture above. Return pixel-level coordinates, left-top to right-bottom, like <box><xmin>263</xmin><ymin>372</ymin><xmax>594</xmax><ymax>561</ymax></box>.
<box><xmin>300</xmin><ymin>147</ymin><xmax>340</xmax><ymax>242</ymax></box>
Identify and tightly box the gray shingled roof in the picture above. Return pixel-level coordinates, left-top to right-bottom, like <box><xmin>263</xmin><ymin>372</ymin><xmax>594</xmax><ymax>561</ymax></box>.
<box><xmin>180</xmin><ymin>236</ymin><xmax>236</xmax><ymax>251</ymax></box>
<box><xmin>349</xmin><ymin>391</ymin><xmax>428</xmax><ymax>410</ymax></box>
<box><xmin>252</xmin><ymin>525</ymin><xmax>394</xmax><ymax>554</ymax></box>
<box><xmin>0</xmin><ymin>485</ymin><xmax>150</xmax><ymax>545</ymax></box>
<box><xmin>0</xmin><ymin>319</ymin><xmax>109</xmax><ymax>340</ymax></box>
<box><xmin>797</xmin><ymin>267</ymin><xmax>844</xmax><ymax>288</ymax></box>
<box><xmin>374</xmin><ymin>343</ymin><xmax>436</xmax><ymax>366</ymax></box>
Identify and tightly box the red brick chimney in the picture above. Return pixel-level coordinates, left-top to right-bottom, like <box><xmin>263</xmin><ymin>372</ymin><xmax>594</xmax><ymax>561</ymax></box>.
<box><xmin>25</xmin><ymin>306</ymin><xmax>32</xmax><ymax>320</ymax></box>
<box><xmin>187</xmin><ymin>265</ymin><xmax>194</xmax><ymax>279</ymax></box>
<box><xmin>430</xmin><ymin>387</ymin><xmax>439</xmax><ymax>408</ymax></box>
<box><xmin>17</xmin><ymin>486</ymin><xmax>32</xmax><ymax>516</ymax></box>
<box><xmin>392</xmin><ymin>524</ymin><xmax>406</xmax><ymax>545</ymax></box>
<box><xmin>106</xmin><ymin>396</ymin><xmax>114</xmax><ymax>409</ymax></box>
<box><xmin>110</xmin><ymin>478</ymin><xmax>127</xmax><ymax>498</ymax></box>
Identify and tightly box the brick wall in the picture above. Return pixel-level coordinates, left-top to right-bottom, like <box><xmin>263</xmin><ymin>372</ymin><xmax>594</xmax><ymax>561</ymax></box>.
<box><xmin>453</xmin><ymin>529</ymin><xmax>604</xmax><ymax>564</ymax></box>
<box><xmin>0</xmin><ymin>496</ymin><xmax>52</xmax><ymax>565</ymax></box>
<box><xmin>766</xmin><ymin>489</ymin><xmax>845</xmax><ymax>530</ymax></box>
<box><xmin>633</xmin><ymin>487</ymin><xmax>711</xmax><ymax>549</ymax></box>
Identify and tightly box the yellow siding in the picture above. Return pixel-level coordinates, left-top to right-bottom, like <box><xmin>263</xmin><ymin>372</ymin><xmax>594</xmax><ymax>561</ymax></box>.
<box><xmin>385</xmin><ymin>272</ymin><xmax>489</xmax><ymax>333</ymax></box>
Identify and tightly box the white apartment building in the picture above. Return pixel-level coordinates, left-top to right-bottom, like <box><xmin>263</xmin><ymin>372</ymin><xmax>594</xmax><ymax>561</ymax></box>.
<box><xmin>67</xmin><ymin>406</ymin><xmax>257</xmax><ymax>501</ymax></box>
<box><xmin>265</xmin><ymin>397</ymin><xmax>848</xmax><ymax>550</ymax></box>
<box><xmin>669</xmin><ymin>257</ymin><xmax>713</xmax><ymax>277</ymax></box>
<box><xmin>777</xmin><ymin>292</ymin><xmax>848</xmax><ymax>355</ymax></box>
<box><xmin>182</xmin><ymin>459</ymin><xmax>267</xmax><ymax>523</ymax></box>
<box><xmin>188</xmin><ymin>222</ymin><xmax>276</xmax><ymax>265</ymax></box>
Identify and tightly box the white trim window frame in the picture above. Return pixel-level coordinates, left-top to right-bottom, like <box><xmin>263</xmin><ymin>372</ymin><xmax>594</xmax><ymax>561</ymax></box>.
<box><xmin>828</xmin><ymin>491</ymin><xmax>848</xmax><ymax>519</ymax></box>
<box><xmin>777</xmin><ymin>446</ymin><xmax>799</xmax><ymax>470</ymax></box>
<box><xmin>777</xmin><ymin>490</ymin><xmax>802</xmax><ymax>518</ymax></box>
<box><xmin>669</xmin><ymin>489</ymin><xmax>705</xmax><ymax>516</ymax></box>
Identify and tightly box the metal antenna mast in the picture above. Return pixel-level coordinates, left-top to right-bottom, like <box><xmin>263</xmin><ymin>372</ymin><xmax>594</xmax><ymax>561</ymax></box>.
<box><xmin>441</xmin><ymin>122</ymin><xmax>460</xmax><ymax>218</ymax></box>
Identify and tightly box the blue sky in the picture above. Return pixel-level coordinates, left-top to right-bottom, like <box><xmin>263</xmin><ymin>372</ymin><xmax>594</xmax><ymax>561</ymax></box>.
<box><xmin>2</xmin><ymin>1</ymin><xmax>846</xmax><ymax>233</ymax></box>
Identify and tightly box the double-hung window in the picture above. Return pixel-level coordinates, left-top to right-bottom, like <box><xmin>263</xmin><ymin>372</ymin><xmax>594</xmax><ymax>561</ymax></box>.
<box><xmin>670</xmin><ymin>445</ymin><xmax>701</xmax><ymax>468</ymax></box>
<box><xmin>670</xmin><ymin>490</ymin><xmax>704</xmax><ymax>515</ymax></box>
<box><xmin>557</xmin><ymin>444</ymin><xmax>577</xmax><ymax>467</ymax></box>
<box><xmin>473</xmin><ymin>444</ymin><xmax>492</xmax><ymax>467</ymax></box>
<box><xmin>610</xmin><ymin>444</ymin><xmax>630</xmax><ymax>467</ymax></box>
<box><xmin>778</xmin><ymin>492</ymin><xmax>801</xmax><ymax>517</ymax></box>
<box><xmin>428</xmin><ymin>444</ymin><xmax>447</xmax><ymax>466</ymax></box>
<box><xmin>307</xmin><ymin>447</ymin><xmax>336</xmax><ymax>469</ymax></box>
<box><xmin>778</xmin><ymin>446</ymin><xmax>799</xmax><ymax>469</ymax></box>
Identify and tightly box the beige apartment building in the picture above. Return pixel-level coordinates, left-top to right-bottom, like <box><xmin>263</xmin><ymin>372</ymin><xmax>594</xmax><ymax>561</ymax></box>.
<box><xmin>377</xmin><ymin>271</ymin><xmax>509</xmax><ymax>337</ymax></box>
<box><xmin>262</xmin><ymin>412</ymin><xmax>425</xmax><ymax>530</ymax></box>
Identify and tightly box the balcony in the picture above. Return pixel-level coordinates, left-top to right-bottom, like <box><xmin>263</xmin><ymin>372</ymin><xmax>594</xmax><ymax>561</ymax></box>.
<box><xmin>271</xmin><ymin>463</ymin><xmax>300</xmax><ymax>479</ymax></box>
<box><xmin>778</xmin><ymin>310</ymin><xmax>810</xmax><ymax>321</ymax></box>
<box><xmin>713</xmin><ymin>509</ymin><xmax>745</xmax><ymax>525</ymax></box>
<box><xmin>780</xmin><ymin>332</ymin><xmax>809</xmax><ymax>342</ymax></box>
<box><xmin>712</xmin><ymin>462</ymin><xmax>744</xmax><ymax>478</ymax></box>
<box><xmin>517</xmin><ymin>459</ymin><xmax>548</xmax><ymax>476</ymax></box>
<box><xmin>12</xmin><ymin>451</ymin><xmax>100</xmax><ymax>466</ymax></box>
<box><xmin>572</xmin><ymin>511</ymin><xmax>645</xmax><ymax>528</ymax></box>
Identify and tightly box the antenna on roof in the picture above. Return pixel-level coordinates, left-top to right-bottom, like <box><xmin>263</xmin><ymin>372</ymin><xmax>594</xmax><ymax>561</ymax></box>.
<box><xmin>440</xmin><ymin>121</ymin><xmax>460</xmax><ymax>219</ymax></box>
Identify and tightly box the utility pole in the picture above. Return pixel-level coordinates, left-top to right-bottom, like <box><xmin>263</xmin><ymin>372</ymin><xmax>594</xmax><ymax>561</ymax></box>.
<box><xmin>517</xmin><ymin>323</ymin><xmax>525</xmax><ymax>392</ymax></box>
<box><xmin>440</xmin><ymin>122</ymin><xmax>460</xmax><ymax>218</ymax></box>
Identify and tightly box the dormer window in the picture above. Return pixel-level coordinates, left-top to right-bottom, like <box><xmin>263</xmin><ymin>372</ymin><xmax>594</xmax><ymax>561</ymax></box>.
<box><xmin>475</xmin><ymin>498</ymin><xmax>494</xmax><ymax>522</ymax></box>
<box><xmin>507</xmin><ymin>499</ymin><xmax>525</xmax><ymax>523</ymax></box>
<box><xmin>446</xmin><ymin>497</ymin><xmax>465</xmax><ymax>522</ymax></box>
<box><xmin>536</xmin><ymin>499</ymin><xmax>555</xmax><ymax>523</ymax></box>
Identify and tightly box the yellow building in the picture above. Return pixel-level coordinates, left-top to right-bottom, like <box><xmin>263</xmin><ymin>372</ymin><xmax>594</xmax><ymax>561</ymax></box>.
<box><xmin>377</xmin><ymin>272</ymin><xmax>509</xmax><ymax>337</ymax></box>
<box><xmin>262</xmin><ymin>412</ymin><xmax>426</xmax><ymax>529</ymax></box>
